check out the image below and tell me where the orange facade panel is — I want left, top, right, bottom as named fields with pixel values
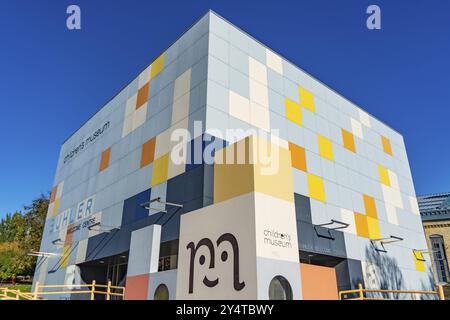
left=289, top=142, right=307, bottom=172
left=50, top=186, right=57, bottom=203
left=124, top=274, right=149, bottom=300
left=300, top=263, right=338, bottom=300
left=381, top=135, right=393, bottom=156
left=136, top=82, right=150, bottom=110
left=342, top=129, right=356, bottom=153
left=99, top=147, right=111, bottom=172
left=140, top=137, right=156, bottom=168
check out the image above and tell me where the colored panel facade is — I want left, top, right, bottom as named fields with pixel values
left=33, top=11, right=433, bottom=300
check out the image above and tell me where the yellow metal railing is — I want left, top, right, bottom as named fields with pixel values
left=339, top=283, right=445, bottom=300
left=0, top=287, right=36, bottom=300
left=33, top=280, right=125, bottom=300
left=1, top=281, right=125, bottom=300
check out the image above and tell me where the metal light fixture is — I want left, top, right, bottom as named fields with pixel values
left=313, top=219, right=350, bottom=240
left=28, top=251, right=59, bottom=258
left=370, top=235, right=404, bottom=253
left=140, top=197, right=183, bottom=214
left=412, top=249, right=428, bottom=262
left=87, top=222, right=119, bottom=232
left=51, top=238, right=65, bottom=246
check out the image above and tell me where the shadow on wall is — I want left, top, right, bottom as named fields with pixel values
left=364, top=245, right=404, bottom=299
left=364, top=245, right=438, bottom=300
left=419, top=267, right=437, bottom=300
left=351, top=274, right=364, bottom=291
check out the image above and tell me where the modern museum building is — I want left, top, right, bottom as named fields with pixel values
left=32, top=11, right=433, bottom=300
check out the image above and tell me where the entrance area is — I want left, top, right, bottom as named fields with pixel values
left=106, top=254, right=128, bottom=288
left=299, top=251, right=345, bottom=300
left=78, top=252, right=128, bottom=300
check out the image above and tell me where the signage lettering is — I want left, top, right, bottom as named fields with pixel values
left=186, top=233, right=245, bottom=294
left=63, top=121, right=110, bottom=164
left=48, top=195, right=95, bottom=234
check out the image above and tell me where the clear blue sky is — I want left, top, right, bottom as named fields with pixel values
left=1, top=0, right=449, bottom=218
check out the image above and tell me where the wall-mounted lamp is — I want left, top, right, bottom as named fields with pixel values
left=413, top=249, right=432, bottom=262
left=313, top=219, right=350, bottom=240
left=51, top=238, right=65, bottom=246
left=140, top=197, right=183, bottom=214
left=370, top=236, right=404, bottom=253
left=28, top=251, right=59, bottom=258
left=87, top=222, right=119, bottom=233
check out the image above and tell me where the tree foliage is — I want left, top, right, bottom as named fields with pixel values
left=0, top=195, right=48, bottom=280
left=0, top=242, right=21, bottom=280
left=0, top=212, right=23, bottom=242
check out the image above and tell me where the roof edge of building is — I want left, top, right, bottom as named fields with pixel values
left=417, top=192, right=450, bottom=199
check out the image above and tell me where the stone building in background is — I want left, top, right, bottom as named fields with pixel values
left=418, top=192, right=450, bottom=297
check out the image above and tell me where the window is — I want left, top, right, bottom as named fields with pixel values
left=430, top=235, right=449, bottom=283
left=158, top=240, right=179, bottom=271
left=268, top=276, right=293, bottom=300
left=154, top=284, right=169, bottom=300
left=158, top=255, right=178, bottom=272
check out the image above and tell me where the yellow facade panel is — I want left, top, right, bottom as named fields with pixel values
left=378, top=164, right=391, bottom=186
left=318, top=135, right=334, bottom=161
left=61, top=245, right=71, bottom=269
left=354, top=213, right=369, bottom=238
left=367, top=216, right=381, bottom=239
left=253, top=140, right=294, bottom=203
left=214, top=136, right=295, bottom=204
left=299, top=87, right=315, bottom=112
left=307, top=173, right=326, bottom=202
left=413, top=251, right=426, bottom=272
left=363, top=194, right=378, bottom=219
left=150, top=53, right=165, bottom=79
left=151, top=153, right=169, bottom=187
left=52, top=198, right=60, bottom=217
left=285, top=98, right=302, bottom=126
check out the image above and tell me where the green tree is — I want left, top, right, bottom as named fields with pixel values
left=0, top=242, right=21, bottom=280
left=15, top=196, right=49, bottom=275
left=0, top=212, right=23, bottom=243
left=0, top=195, right=48, bottom=280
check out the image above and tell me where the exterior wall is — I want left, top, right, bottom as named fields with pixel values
left=205, top=11, right=433, bottom=294
left=148, top=269, right=178, bottom=300
left=176, top=137, right=301, bottom=299
left=124, top=225, right=161, bottom=300
left=33, top=13, right=211, bottom=297
left=33, top=10, right=433, bottom=299
left=176, top=192, right=259, bottom=299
